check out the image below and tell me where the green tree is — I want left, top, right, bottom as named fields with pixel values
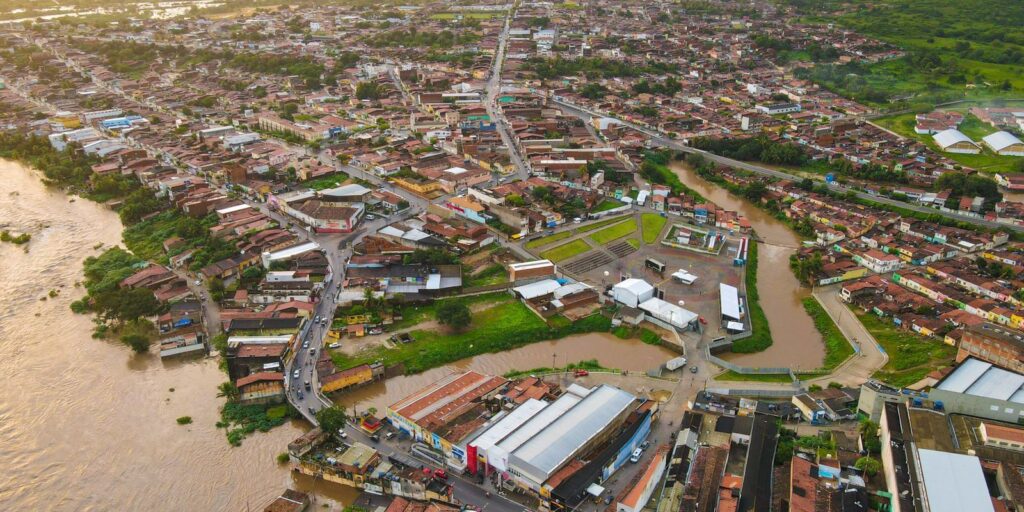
left=316, top=405, right=349, bottom=435
left=437, top=302, right=471, bottom=330
left=217, top=381, right=240, bottom=402
left=855, top=456, right=881, bottom=477
left=120, top=333, right=151, bottom=353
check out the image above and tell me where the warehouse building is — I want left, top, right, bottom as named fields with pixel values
left=466, top=383, right=641, bottom=496
left=933, top=129, right=981, bottom=154
left=929, top=357, right=1024, bottom=423
left=982, top=131, right=1024, bottom=156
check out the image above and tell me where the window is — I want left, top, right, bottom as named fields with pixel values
left=991, top=405, right=1000, bottom=411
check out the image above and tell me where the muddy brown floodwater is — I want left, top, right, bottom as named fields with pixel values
left=0, top=159, right=680, bottom=510
left=333, top=333, right=680, bottom=414
left=0, top=160, right=361, bottom=511
left=669, top=162, right=825, bottom=369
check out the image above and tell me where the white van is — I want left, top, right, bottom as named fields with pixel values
left=630, top=448, right=643, bottom=463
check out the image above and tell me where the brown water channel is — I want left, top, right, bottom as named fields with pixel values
left=669, top=162, right=825, bottom=369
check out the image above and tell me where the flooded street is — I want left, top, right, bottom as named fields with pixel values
left=669, top=162, right=824, bottom=369
left=334, top=333, right=679, bottom=413
left=0, top=158, right=677, bottom=510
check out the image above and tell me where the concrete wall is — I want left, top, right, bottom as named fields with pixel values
left=928, top=389, right=1024, bottom=424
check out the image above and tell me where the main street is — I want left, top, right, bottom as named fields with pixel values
left=485, top=7, right=530, bottom=180
left=551, top=98, right=1024, bottom=233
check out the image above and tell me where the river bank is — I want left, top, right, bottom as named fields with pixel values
left=0, top=159, right=360, bottom=510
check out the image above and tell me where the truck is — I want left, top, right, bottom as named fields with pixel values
left=666, top=356, right=688, bottom=371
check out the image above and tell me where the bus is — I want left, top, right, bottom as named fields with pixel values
left=645, top=258, right=666, bottom=274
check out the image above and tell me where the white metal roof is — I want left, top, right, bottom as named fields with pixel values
left=510, top=260, right=554, bottom=271
left=937, top=357, right=1024, bottom=404
left=469, top=399, right=548, bottom=451
left=513, top=279, right=562, bottom=300
left=933, top=129, right=976, bottom=149
left=982, top=130, right=1023, bottom=151
left=553, top=282, right=591, bottom=299
left=720, top=283, right=741, bottom=320
left=964, top=366, right=1024, bottom=401
left=509, top=385, right=635, bottom=482
left=917, top=449, right=994, bottom=512
left=322, top=183, right=371, bottom=197
left=216, top=203, right=252, bottom=215
left=639, top=297, right=699, bottom=327
left=937, top=358, right=994, bottom=393
left=614, top=278, right=654, bottom=295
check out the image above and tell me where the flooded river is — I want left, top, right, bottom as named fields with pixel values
left=0, top=157, right=677, bottom=510
left=669, top=162, right=824, bottom=369
left=333, top=333, right=679, bottom=414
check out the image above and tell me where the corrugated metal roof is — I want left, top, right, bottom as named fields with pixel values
left=964, top=366, right=1024, bottom=401
left=937, top=358, right=992, bottom=393
left=509, top=385, right=635, bottom=482
left=720, top=283, right=741, bottom=320
left=933, top=129, right=975, bottom=149
left=917, top=449, right=994, bottom=512
left=982, top=131, right=1023, bottom=151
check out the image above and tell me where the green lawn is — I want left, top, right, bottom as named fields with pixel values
left=626, top=239, right=640, bottom=250
left=589, top=219, right=637, bottom=244
left=384, top=292, right=511, bottom=331
left=641, top=213, right=667, bottom=244
left=303, top=172, right=349, bottom=191
left=716, top=370, right=793, bottom=383
left=731, top=242, right=774, bottom=353
left=575, top=215, right=631, bottom=234
left=525, top=230, right=573, bottom=249
left=857, top=311, right=957, bottom=388
left=331, top=301, right=612, bottom=374
left=541, top=239, right=591, bottom=262
left=465, top=264, right=508, bottom=287
left=592, top=199, right=624, bottom=213
left=802, top=297, right=855, bottom=371
left=957, top=113, right=999, bottom=140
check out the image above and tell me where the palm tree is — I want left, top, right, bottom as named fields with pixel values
left=217, top=381, right=240, bottom=402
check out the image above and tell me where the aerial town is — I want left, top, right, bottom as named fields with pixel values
left=1, top=0, right=1024, bottom=511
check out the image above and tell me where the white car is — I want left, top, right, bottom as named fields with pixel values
left=292, top=369, right=300, bottom=379
left=328, top=342, right=341, bottom=349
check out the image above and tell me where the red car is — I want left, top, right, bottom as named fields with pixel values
left=434, top=469, right=448, bottom=480
left=574, top=369, right=589, bottom=377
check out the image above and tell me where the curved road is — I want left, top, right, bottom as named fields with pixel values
left=551, top=98, right=1024, bottom=233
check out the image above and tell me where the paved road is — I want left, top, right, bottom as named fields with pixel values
left=806, top=285, right=888, bottom=387
left=552, top=98, right=1024, bottom=233
left=485, top=9, right=530, bottom=180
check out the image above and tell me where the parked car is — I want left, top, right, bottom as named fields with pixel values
left=385, top=431, right=395, bottom=440
left=573, top=369, right=589, bottom=377
left=630, top=448, right=643, bottom=463
left=338, top=429, right=348, bottom=439
left=433, top=469, right=448, bottom=480
left=328, top=342, right=341, bottom=349
left=640, top=441, right=650, bottom=450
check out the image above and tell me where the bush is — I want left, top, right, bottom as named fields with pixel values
left=121, top=333, right=151, bottom=354
left=276, top=452, right=290, bottom=464
left=176, top=416, right=193, bottom=425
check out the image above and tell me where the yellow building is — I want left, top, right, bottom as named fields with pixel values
left=391, top=176, right=442, bottom=196
left=321, top=364, right=374, bottom=394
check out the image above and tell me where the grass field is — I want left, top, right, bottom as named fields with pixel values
left=857, top=311, right=957, bottom=387
left=802, top=297, right=855, bottom=371
left=589, top=219, right=637, bottom=244
left=641, top=213, right=667, bottom=244
left=716, top=370, right=793, bottom=383
left=575, top=215, right=630, bottom=234
left=525, top=231, right=572, bottom=249
left=465, top=264, right=508, bottom=287
left=331, top=301, right=612, bottom=374
left=873, top=110, right=1021, bottom=173
left=541, top=239, right=591, bottom=262
left=383, top=292, right=511, bottom=331
left=593, top=199, right=625, bottom=213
